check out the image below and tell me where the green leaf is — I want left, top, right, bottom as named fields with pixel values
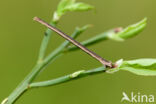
left=57, top=0, right=75, bottom=16
left=120, top=59, right=156, bottom=76
left=63, top=2, right=94, bottom=12
left=108, top=18, right=147, bottom=41
left=53, top=0, right=94, bottom=22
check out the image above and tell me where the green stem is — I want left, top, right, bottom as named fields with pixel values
left=67, top=18, right=147, bottom=51
left=66, top=18, right=147, bottom=52
left=5, top=64, right=42, bottom=104
left=37, top=21, right=57, bottom=62
left=66, top=29, right=114, bottom=51
left=29, top=66, right=106, bottom=88
left=4, top=28, right=85, bottom=104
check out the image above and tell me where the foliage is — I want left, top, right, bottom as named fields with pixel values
left=120, top=59, right=156, bottom=76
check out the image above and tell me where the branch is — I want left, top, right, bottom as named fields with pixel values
left=66, top=29, right=115, bottom=51
left=66, top=18, right=147, bottom=51
left=29, top=66, right=106, bottom=88
left=3, top=25, right=89, bottom=104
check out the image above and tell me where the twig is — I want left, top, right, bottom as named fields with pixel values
left=29, top=66, right=106, bottom=88
left=3, top=26, right=89, bottom=104
left=33, top=17, right=113, bottom=68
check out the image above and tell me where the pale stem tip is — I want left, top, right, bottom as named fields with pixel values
left=33, top=17, right=40, bottom=21
left=1, top=98, right=8, bottom=104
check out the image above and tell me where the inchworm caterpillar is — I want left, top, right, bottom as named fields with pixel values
left=34, top=17, right=112, bottom=68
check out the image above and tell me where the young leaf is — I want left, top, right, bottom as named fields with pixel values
left=120, top=59, right=156, bottom=76
left=57, top=0, right=75, bottom=16
left=108, top=18, right=147, bottom=41
left=53, top=0, right=94, bottom=22
left=106, top=59, right=123, bottom=73
left=63, top=2, right=94, bottom=12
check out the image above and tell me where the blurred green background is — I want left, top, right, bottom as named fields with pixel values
left=0, top=0, right=156, bottom=104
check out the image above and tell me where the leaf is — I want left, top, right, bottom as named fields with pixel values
left=53, top=0, right=94, bottom=22
left=120, top=59, right=156, bottom=76
left=63, top=2, right=94, bottom=12
left=107, top=18, right=147, bottom=41
left=57, top=0, right=75, bottom=16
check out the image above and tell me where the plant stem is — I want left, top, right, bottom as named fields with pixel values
left=3, top=26, right=86, bottom=104
left=5, top=63, right=43, bottom=104
left=66, top=30, right=114, bottom=51
left=34, top=17, right=112, bottom=67
left=29, top=66, right=106, bottom=88
left=37, top=20, right=56, bottom=63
